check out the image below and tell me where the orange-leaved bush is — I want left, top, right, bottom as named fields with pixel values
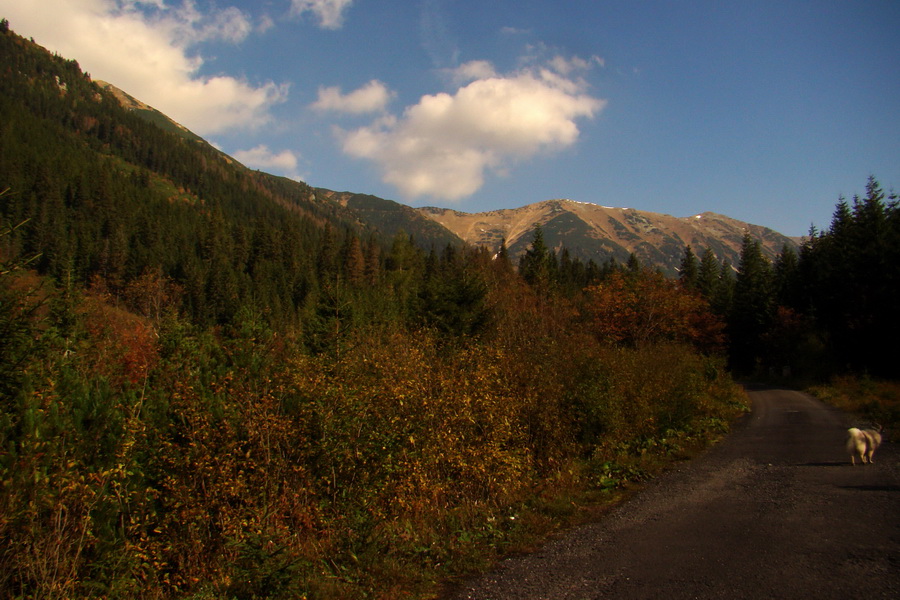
left=580, top=269, right=725, bottom=353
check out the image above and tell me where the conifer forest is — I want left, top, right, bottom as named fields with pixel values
left=1, top=25, right=898, bottom=599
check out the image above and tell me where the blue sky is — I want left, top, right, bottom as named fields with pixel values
left=3, top=1, right=898, bottom=236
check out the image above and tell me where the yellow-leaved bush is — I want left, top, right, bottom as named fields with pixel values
left=0, top=269, right=747, bottom=599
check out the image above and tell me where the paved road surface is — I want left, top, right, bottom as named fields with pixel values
left=447, top=387, right=899, bottom=599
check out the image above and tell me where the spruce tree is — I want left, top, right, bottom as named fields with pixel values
left=728, top=234, right=774, bottom=373
left=679, top=245, right=699, bottom=291
left=773, top=244, right=799, bottom=309
left=626, top=252, right=641, bottom=275
left=697, top=247, right=720, bottom=304
left=496, top=238, right=509, bottom=263
left=794, top=178, right=899, bottom=375
left=519, top=225, right=555, bottom=290
left=343, top=236, right=365, bottom=287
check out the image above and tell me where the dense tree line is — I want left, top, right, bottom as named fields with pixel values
left=673, top=177, right=898, bottom=379
left=793, top=178, right=898, bottom=376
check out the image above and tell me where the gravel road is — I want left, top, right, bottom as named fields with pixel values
left=445, top=386, right=899, bottom=599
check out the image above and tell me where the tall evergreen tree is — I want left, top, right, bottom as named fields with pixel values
left=773, top=244, right=800, bottom=309
left=417, top=248, right=491, bottom=338
left=490, top=237, right=514, bottom=279
left=343, top=236, right=365, bottom=287
left=626, top=252, right=641, bottom=275
left=728, top=234, right=774, bottom=373
left=697, top=247, right=720, bottom=304
left=496, top=238, right=509, bottom=264
left=519, top=225, right=556, bottom=290
left=712, top=260, right=735, bottom=319
left=678, top=245, right=699, bottom=291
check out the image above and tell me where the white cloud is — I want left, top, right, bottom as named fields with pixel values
left=290, top=0, right=354, bottom=30
left=257, top=13, right=276, bottom=34
left=548, top=54, right=606, bottom=75
left=447, top=60, right=497, bottom=85
left=162, top=1, right=253, bottom=45
left=0, top=0, right=287, bottom=135
left=233, top=145, right=302, bottom=178
left=311, top=80, right=394, bottom=114
left=340, top=60, right=606, bottom=201
left=500, top=26, right=531, bottom=36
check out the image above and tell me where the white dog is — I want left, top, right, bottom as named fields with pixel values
left=846, top=427, right=882, bottom=465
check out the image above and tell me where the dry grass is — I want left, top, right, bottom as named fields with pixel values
left=808, top=375, right=900, bottom=438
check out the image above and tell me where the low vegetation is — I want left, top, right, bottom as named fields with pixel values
left=0, top=245, right=748, bottom=598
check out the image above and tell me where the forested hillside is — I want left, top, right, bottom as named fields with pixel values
left=0, top=25, right=396, bottom=332
left=1, top=23, right=897, bottom=599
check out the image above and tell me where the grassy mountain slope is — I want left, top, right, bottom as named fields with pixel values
left=95, top=79, right=207, bottom=144
left=419, top=199, right=800, bottom=273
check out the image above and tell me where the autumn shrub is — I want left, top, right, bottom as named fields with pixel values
left=562, top=343, right=744, bottom=455
left=284, top=329, right=539, bottom=576
left=580, top=269, right=726, bottom=353
left=274, top=319, right=747, bottom=595
left=0, top=266, right=747, bottom=600
left=0, top=288, right=319, bottom=598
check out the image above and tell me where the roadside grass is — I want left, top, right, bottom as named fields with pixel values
left=432, top=406, right=748, bottom=599
left=807, top=375, right=900, bottom=438
left=305, top=407, right=749, bottom=600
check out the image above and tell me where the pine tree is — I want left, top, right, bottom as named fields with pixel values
left=496, top=238, right=509, bottom=263
left=343, top=236, right=365, bottom=287
left=697, top=247, right=720, bottom=303
left=678, top=245, right=699, bottom=291
left=489, top=237, right=514, bottom=280
left=626, top=253, right=641, bottom=275
left=728, top=234, right=774, bottom=373
left=713, top=259, right=735, bottom=317
left=364, top=237, right=382, bottom=286
left=519, top=225, right=556, bottom=290
left=773, top=244, right=799, bottom=309
left=417, top=249, right=490, bottom=338
left=385, top=231, right=424, bottom=321
left=794, top=178, right=899, bottom=375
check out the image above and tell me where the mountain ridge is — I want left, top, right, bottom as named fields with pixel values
left=416, top=199, right=800, bottom=274
left=94, top=79, right=207, bottom=144
left=87, top=61, right=799, bottom=274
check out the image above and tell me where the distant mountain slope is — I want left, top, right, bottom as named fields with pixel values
left=0, top=27, right=380, bottom=326
left=95, top=80, right=206, bottom=144
left=92, top=82, right=462, bottom=251
left=317, top=189, right=464, bottom=249
left=418, top=200, right=800, bottom=274
left=85, top=48, right=799, bottom=275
